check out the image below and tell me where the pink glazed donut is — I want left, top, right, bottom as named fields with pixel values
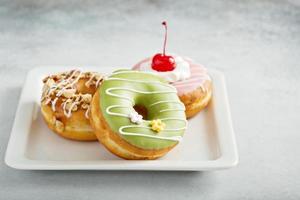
left=133, top=56, right=212, bottom=118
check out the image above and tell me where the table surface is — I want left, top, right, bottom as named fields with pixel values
left=0, top=0, right=299, bottom=199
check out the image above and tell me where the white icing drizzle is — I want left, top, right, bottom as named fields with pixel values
left=160, top=108, right=185, bottom=113
left=105, top=77, right=176, bottom=89
left=62, top=101, right=68, bottom=116
left=66, top=69, right=80, bottom=82
left=149, top=100, right=186, bottom=112
left=85, top=106, right=90, bottom=119
left=149, top=100, right=184, bottom=107
left=47, top=79, right=67, bottom=96
left=85, top=74, right=95, bottom=87
left=119, top=125, right=183, bottom=141
left=70, top=71, right=83, bottom=87
left=106, top=105, right=132, bottom=117
left=119, top=117, right=188, bottom=141
left=160, top=117, right=188, bottom=125
left=104, top=75, right=187, bottom=142
left=106, top=88, right=135, bottom=103
left=95, top=77, right=102, bottom=88
left=55, top=70, right=81, bottom=97
left=44, top=98, right=51, bottom=105
left=107, top=87, right=176, bottom=95
left=55, top=88, right=65, bottom=97
left=48, top=69, right=80, bottom=97
left=106, top=87, right=177, bottom=104
left=62, top=101, right=80, bottom=118
left=42, top=69, right=103, bottom=119
left=51, top=97, right=58, bottom=111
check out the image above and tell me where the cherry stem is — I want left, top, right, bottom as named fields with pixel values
left=162, top=21, right=167, bottom=56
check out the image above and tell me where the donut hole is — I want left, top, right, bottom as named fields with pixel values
left=133, top=104, right=148, bottom=120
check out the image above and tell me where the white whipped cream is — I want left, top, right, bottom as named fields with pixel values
left=138, top=56, right=191, bottom=83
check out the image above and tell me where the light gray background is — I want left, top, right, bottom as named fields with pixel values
left=0, top=0, right=299, bottom=199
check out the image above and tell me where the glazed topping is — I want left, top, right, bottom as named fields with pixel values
left=41, top=69, right=103, bottom=118
left=100, top=70, right=187, bottom=149
left=151, top=21, right=176, bottom=72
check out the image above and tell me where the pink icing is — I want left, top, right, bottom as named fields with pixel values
left=132, top=57, right=211, bottom=95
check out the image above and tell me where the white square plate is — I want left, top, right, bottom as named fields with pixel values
left=5, top=66, right=238, bottom=171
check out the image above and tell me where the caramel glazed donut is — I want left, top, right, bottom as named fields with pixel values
left=133, top=56, right=212, bottom=118
left=90, top=70, right=187, bottom=160
left=41, top=69, right=103, bottom=141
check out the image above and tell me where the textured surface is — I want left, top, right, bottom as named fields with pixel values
left=0, top=0, right=300, bottom=199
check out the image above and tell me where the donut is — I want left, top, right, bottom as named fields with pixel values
left=133, top=56, right=212, bottom=118
left=41, top=69, right=103, bottom=141
left=90, top=70, right=187, bottom=159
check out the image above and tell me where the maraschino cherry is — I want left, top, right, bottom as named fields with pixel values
left=152, top=21, right=176, bottom=72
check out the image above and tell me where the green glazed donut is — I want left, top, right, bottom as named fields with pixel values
left=96, top=69, right=187, bottom=152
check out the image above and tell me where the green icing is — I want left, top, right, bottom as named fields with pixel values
left=99, top=70, right=186, bottom=150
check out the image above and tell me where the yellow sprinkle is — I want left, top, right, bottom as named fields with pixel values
left=150, top=119, right=165, bottom=133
